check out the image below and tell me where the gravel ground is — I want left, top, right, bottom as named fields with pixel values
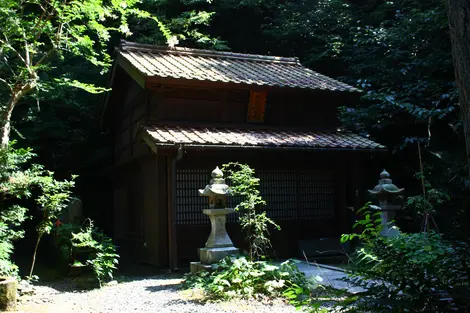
left=17, top=274, right=299, bottom=313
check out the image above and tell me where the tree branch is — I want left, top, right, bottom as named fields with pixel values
left=34, top=22, right=63, bottom=67
left=34, top=49, right=55, bottom=68
left=0, top=36, right=28, bottom=68
left=0, top=79, right=13, bottom=93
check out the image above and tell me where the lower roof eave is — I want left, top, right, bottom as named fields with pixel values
left=149, top=142, right=388, bottom=153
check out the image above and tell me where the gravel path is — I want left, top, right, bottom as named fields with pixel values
left=18, top=274, right=298, bottom=313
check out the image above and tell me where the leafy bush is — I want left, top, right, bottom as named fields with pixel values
left=338, top=233, right=470, bottom=312
left=334, top=204, right=470, bottom=312
left=55, top=220, right=119, bottom=287
left=183, top=257, right=318, bottom=300
left=0, top=145, right=36, bottom=276
left=221, top=163, right=280, bottom=261
left=0, top=143, right=74, bottom=278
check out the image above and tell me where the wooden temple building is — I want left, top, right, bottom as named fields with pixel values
left=103, top=41, right=386, bottom=270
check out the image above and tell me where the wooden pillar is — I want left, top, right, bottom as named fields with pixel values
left=166, top=145, right=184, bottom=271
left=335, top=155, right=348, bottom=235
left=166, top=155, right=178, bottom=271
left=349, top=156, right=363, bottom=233
left=157, top=155, right=169, bottom=267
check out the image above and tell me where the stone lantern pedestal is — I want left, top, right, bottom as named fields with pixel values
left=199, top=208, right=239, bottom=265
left=376, top=202, right=401, bottom=237
left=190, top=167, right=238, bottom=274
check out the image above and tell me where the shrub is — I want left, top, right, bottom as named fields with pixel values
left=0, top=143, right=74, bottom=278
left=183, top=257, right=319, bottom=300
left=55, top=220, right=119, bottom=287
left=221, top=163, right=280, bottom=261
left=335, top=204, right=470, bottom=312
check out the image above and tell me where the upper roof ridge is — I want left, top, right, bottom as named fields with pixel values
left=120, top=40, right=300, bottom=65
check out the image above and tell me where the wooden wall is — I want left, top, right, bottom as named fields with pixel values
left=172, top=149, right=359, bottom=264
left=111, top=69, right=171, bottom=266
left=146, top=84, right=345, bottom=129
left=113, top=71, right=153, bottom=166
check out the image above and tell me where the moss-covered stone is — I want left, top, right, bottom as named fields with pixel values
left=0, top=277, right=17, bottom=311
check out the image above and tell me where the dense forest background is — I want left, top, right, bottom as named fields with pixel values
left=9, top=0, right=467, bottom=238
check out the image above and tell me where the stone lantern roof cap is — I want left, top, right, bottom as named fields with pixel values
left=368, top=169, right=404, bottom=196
left=199, top=167, right=231, bottom=196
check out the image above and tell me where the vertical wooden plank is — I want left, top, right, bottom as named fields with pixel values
left=142, top=156, right=160, bottom=266
left=157, top=155, right=169, bottom=267
left=167, top=156, right=178, bottom=270
left=335, top=157, right=348, bottom=235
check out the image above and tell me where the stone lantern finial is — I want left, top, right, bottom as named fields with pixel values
left=368, top=169, right=404, bottom=199
left=199, top=166, right=230, bottom=198
left=212, top=166, right=223, bottom=178
left=380, top=169, right=390, bottom=179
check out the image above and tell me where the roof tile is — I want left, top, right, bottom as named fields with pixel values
left=143, top=125, right=385, bottom=150
left=118, top=41, right=360, bottom=92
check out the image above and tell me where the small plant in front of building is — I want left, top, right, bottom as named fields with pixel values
left=0, top=143, right=75, bottom=278
left=70, top=220, right=119, bottom=287
left=29, top=172, right=76, bottom=278
left=183, top=256, right=318, bottom=300
left=56, top=220, right=119, bottom=287
left=333, top=203, right=470, bottom=312
left=221, top=162, right=280, bottom=261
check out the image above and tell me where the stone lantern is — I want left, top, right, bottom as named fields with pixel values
left=190, top=167, right=239, bottom=273
left=368, top=169, right=404, bottom=237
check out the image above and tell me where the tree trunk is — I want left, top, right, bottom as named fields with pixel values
left=446, top=0, right=470, bottom=177
left=0, top=96, right=16, bottom=149
left=29, top=234, right=42, bottom=279
left=0, top=81, right=37, bottom=148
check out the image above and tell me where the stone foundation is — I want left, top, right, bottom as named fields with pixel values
left=190, top=262, right=213, bottom=274
left=199, top=246, right=239, bottom=265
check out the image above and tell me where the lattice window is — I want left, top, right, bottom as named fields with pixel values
left=298, top=169, right=335, bottom=221
left=176, top=169, right=241, bottom=225
left=258, top=170, right=297, bottom=221
left=176, top=168, right=336, bottom=225
left=176, top=169, right=207, bottom=225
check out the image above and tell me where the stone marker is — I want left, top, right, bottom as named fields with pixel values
left=190, top=167, right=239, bottom=273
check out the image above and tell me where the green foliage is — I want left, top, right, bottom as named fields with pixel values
left=0, top=227, right=18, bottom=277
left=56, top=220, right=119, bottom=287
left=127, top=0, right=226, bottom=48
left=0, top=145, right=35, bottom=276
left=0, top=142, right=75, bottom=277
left=221, top=162, right=280, bottom=261
left=0, top=0, right=175, bottom=147
left=404, top=170, right=450, bottom=218
left=28, top=159, right=75, bottom=278
left=0, top=0, right=172, bottom=80
left=335, top=209, right=470, bottom=312
left=340, top=202, right=383, bottom=244
left=183, top=257, right=317, bottom=300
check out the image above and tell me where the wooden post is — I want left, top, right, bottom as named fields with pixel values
left=167, top=146, right=184, bottom=271
left=166, top=156, right=178, bottom=271
left=335, top=156, right=348, bottom=235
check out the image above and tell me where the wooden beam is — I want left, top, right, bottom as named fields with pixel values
left=117, top=54, right=146, bottom=88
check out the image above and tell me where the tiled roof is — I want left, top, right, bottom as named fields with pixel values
left=118, top=41, right=359, bottom=92
left=143, top=125, right=385, bottom=150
